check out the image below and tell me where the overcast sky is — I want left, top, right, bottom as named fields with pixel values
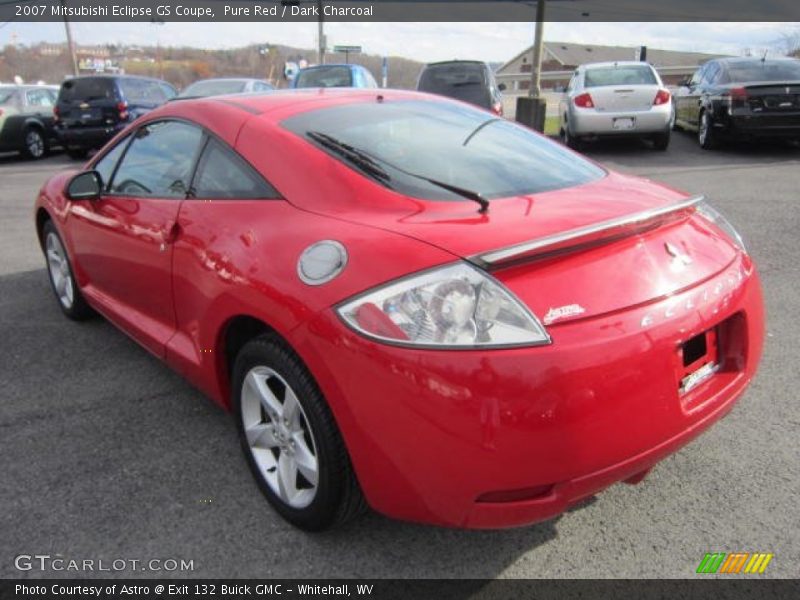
left=1, top=22, right=798, bottom=63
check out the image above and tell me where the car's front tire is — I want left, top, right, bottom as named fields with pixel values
left=232, top=334, right=366, bottom=531
left=42, top=221, right=93, bottom=320
left=22, top=127, right=47, bottom=160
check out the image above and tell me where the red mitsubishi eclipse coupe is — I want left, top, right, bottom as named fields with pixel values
left=35, top=89, right=763, bottom=530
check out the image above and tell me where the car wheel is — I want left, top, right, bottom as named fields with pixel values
left=652, top=130, right=670, bottom=151
left=232, top=334, right=366, bottom=531
left=561, top=123, right=583, bottom=151
left=670, top=105, right=679, bottom=131
left=43, top=221, right=94, bottom=320
left=67, top=148, right=88, bottom=160
left=698, top=110, right=718, bottom=150
left=22, top=127, right=47, bottom=160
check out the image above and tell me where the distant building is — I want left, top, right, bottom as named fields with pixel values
left=497, top=41, right=727, bottom=91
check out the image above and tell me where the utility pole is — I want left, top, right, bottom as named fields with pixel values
left=317, top=0, right=325, bottom=64
left=61, top=0, right=79, bottom=76
left=529, top=0, right=546, bottom=99
left=515, top=0, right=547, bottom=132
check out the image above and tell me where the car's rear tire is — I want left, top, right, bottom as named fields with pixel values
left=42, top=221, right=94, bottom=320
left=698, top=110, right=718, bottom=150
left=67, top=148, right=88, bottom=160
left=232, top=334, right=366, bottom=531
left=652, top=130, right=670, bottom=151
left=561, top=123, right=583, bottom=151
left=22, top=127, right=47, bottom=160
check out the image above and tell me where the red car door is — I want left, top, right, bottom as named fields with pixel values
left=68, top=120, right=205, bottom=357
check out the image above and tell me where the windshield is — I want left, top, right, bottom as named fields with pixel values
left=181, top=80, right=248, bottom=97
left=418, top=63, right=490, bottom=107
left=584, top=66, right=657, bottom=87
left=58, top=77, right=117, bottom=102
left=282, top=99, right=605, bottom=201
left=295, top=67, right=353, bottom=88
left=724, top=60, right=800, bottom=83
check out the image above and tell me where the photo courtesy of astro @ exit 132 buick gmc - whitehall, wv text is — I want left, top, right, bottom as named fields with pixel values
left=34, top=88, right=764, bottom=531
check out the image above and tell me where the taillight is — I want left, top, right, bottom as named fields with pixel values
left=573, top=92, right=594, bottom=108
left=728, top=87, right=748, bottom=109
left=52, top=106, right=59, bottom=122
left=653, top=89, right=671, bottom=105
left=117, top=101, right=129, bottom=120
left=0, top=109, right=4, bottom=118
left=491, top=101, right=503, bottom=116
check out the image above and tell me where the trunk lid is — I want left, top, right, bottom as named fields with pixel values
left=734, top=81, right=800, bottom=113
left=586, top=85, right=659, bottom=113
left=331, top=172, right=739, bottom=324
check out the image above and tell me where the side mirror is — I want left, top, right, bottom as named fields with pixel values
left=497, top=83, right=507, bottom=92
left=66, top=170, right=103, bottom=201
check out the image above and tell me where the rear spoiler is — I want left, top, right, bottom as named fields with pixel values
left=469, top=195, right=704, bottom=269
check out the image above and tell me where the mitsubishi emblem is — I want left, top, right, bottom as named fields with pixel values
left=665, top=242, right=692, bottom=266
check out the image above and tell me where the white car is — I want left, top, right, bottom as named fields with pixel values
left=558, top=61, right=673, bottom=151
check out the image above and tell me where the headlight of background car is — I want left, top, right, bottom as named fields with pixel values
left=337, top=263, right=550, bottom=348
left=696, top=200, right=746, bottom=252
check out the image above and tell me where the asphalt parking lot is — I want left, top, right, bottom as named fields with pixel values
left=1, top=131, right=798, bottom=579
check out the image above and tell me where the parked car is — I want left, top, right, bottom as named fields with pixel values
left=54, top=75, right=177, bottom=159
left=292, top=64, right=378, bottom=89
left=178, top=78, right=274, bottom=98
left=674, top=57, right=800, bottom=149
left=0, top=84, right=59, bottom=159
left=35, top=89, right=763, bottom=531
left=558, top=61, right=673, bottom=150
left=417, top=60, right=504, bottom=115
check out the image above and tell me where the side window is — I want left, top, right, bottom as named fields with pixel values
left=93, top=136, right=130, bottom=190
left=26, top=89, right=54, bottom=107
left=192, top=139, right=278, bottom=200
left=110, top=121, right=203, bottom=198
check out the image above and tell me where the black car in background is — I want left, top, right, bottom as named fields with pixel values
left=417, top=60, right=504, bottom=115
left=0, top=84, right=59, bottom=159
left=675, top=57, right=800, bottom=149
left=55, top=75, right=176, bottom=158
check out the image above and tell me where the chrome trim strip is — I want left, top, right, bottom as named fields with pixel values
left=472, top=195, right=704, bottom=268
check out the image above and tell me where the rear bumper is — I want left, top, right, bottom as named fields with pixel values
left=570, top=105, right=671, bottom=136
left=289, top=254, right=764, bottom=529
left=56, top=124, right=123, bottom=150
left=722, top=112, right=800, bottom=139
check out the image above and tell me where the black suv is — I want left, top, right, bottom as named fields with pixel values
left=55, top=75, right=176, bottom=159
left=417, top=60, right=504, bottom=115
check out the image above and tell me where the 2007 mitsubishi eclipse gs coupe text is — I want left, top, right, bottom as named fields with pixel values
left=34, top=89, right=764, bottom=531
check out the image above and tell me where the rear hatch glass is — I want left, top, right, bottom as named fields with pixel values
left=418, top=63, right=490, bottom=108
left=58, top=78, right=118, bottom=126
left=295, top=67, right=353, bottom=88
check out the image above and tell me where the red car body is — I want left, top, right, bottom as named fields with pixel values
left=34, top=89, right=764, bottom=528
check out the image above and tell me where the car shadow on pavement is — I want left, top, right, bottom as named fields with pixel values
left=0, top=269, right=566, bottom=579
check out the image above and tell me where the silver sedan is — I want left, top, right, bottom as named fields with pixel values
left=558, top=61, right=673, bottom=151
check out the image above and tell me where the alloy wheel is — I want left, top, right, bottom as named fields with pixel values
left=26, top=129, right=45, bottom=158
left=240, top=366, right=319, bottom=509
left=46, top=232, right=74, bottom=309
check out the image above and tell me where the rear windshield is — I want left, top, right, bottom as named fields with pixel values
left=0, top=88, right=16, bottom=104
left=584, top=66, right=657, bottom=88
left=118, top=79, right=170, bottom=103
left=724, top=60, right=800, bottom=83
left=58, top=77, right=117, bottom=102
left=181, top=80, right=248, bottom=97
left=418, top=63, right=489, bottom=106
left=295, top=67, right=352, bottom=88
left=282, top=99, right=605, bottom=201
